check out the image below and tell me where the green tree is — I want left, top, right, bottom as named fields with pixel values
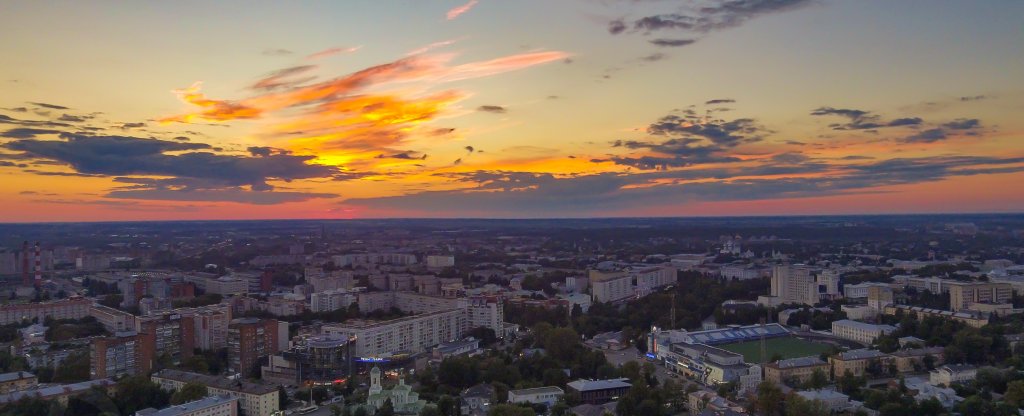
left=487, top=404, right=534, bottom=416
left=170, top=382, right=208, bottom=405
left=755, top=381, right=785, bottom=416
left=804, top=368, right=829, bottom=390
left=785, top=393, right=830, bottom=416
left=1004, top=380, right=1024, bottom=408
left=53, top=350, right=90, bottom=383
left=376, top=399, right=395, bottom=416
left=419, top=405, right=441, bottom=416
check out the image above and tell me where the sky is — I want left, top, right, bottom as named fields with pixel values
left=1, top=0, right=1023, bottom=221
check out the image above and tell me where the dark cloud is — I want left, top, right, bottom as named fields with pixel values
left=4, top=133, right=340, bottom=192
left=610, top=0, right=813, bottom=39
left=943, top=118, right=980, bottom=130
left=28, top=102, right=70, bottom=110
left=649, top=38, right=697, bottom=47
left=375, top=151, right=426, bottom=160
left=608, top=19, right=627, bottom=34
left=4, top=107, right=27, bottom=113
left=344, top=155, right=1024, bottom=216
left=959, top=95, right=986, bottom=102
left=640, top=53, right=668, bottom=62
left=119, top=122, right=146, bottom=129
left=262, top=48, right=294, bottom=56
left=1, top=128, right=62, bottom=138
left=477, top=105, right=507, bottom=114
left=251, top=65, right=317, bottom=91
left=57, top=114, right=86, bottom=123
left=811, top=107, right=923, bottom=130
left=647, top=115, right=767, bottom=147
left=705, top=99, right=735, bottom=105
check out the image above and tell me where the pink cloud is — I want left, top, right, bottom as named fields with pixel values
left=306, top=46, right=361, bottom=60
left=446, top=0, right=478, bottom=21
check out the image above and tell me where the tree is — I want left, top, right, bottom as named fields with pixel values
left=785, top=393, right=830, bottom=416
left=279, top=386, right=291, bottom=410
left=436, top=395, right=457, bottom=416
left=170, top=382, right=208, bottom=404
left=754, top=381, right=785, bottom=416
left=487, top=404, right=534, bottom=416
left=837, top=370, right=865, bottom=397
left=330, top=405, right=342, bottom=416
left=1004, top=380, right=1024, bottom=408
left=376, top=399, right=395, bottom=416
left=419, top=405, right=441, bottom=416
left=805, top=368, right=829, bottom=390
left=113, top=375, right=171, bottom=415
left=53, top=350, right=90, bottom=383
left=354, top=407, right=369, bottom=416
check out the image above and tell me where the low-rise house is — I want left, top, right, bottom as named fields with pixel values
left=829, top=349, right=891, bottom=378
left=135, top=395, right=239, bottom=416
left=567, top=378, right=631, bottom=404
left=507, top=386, right=564, bottom=407
left=929, top=364, right=977, bottom=386
left=0, top=372, right=37, bottom=394
left=795, top=389, right=851, bottom=413
left=891, top=347, right=944, bottom=373
left=460, top=384, right=495, bottom=416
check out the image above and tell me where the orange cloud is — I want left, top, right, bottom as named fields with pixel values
left=159, top=82, right=261, bottom=123
left=446, top=0, right=478, bottom=20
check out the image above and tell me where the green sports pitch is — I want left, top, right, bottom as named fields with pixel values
left=717, top=337, right=831, bottom=363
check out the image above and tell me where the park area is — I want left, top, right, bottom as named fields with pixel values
left=717, top=336, right=832, bottom=363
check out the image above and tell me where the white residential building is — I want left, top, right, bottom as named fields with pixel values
left=426, top=255, right=455, bottom=269
left=311, top=289, right=357, bottom=313
left=590, top=270, right=633, bottom=303
left=322, top=309, right=466, bottom=357
left=930, top=364, right=977, bottom=386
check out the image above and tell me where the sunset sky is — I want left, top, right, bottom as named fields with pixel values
left=1, top=0, right=1023, bottom=221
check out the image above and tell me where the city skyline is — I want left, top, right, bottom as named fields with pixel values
left=2, top=0, right=1023, bottom=222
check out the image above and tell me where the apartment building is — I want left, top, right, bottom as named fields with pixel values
left=90, top=331, right=144, bottom=379
left=426, top=255, right=455, bottom=269
left=831, top=320, right=896, bottom=344
left=0, top=297, right=90, bottom=325
left=137, top=395, right=239, bottom=416
left=883, top=304, right=989, bottom=328
left=322, top=309, right=465, bottom=357
left=589, top=270, right=633, bottom=303
left=764, top=356, right=829, bottom=385
left=89, top=304, right=137, bottom=333
left=138, top=312, right=195, bottom=366
left=311, top=289, right=358, bottom=312
left=179, top=305, right=232, bottom=350
left=227, top=318, right=283, bottom=377
left=152, top=370, right=278, bottom=416
left=633, top=265, right=677, bottom=296
left=459, top=295, right=504, bottom=335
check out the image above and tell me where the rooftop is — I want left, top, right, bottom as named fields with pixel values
left=509, top=386, right=564, bottom=396
left=0, top=372, right=35, bottom=383
left=0, top=379, right=113, bottom=404
left=835, top=349, right=888, bottom=361
left=832, top=319, right=896, bottom=332
left=153, top=370, right=277, bottom=395
left=567, top=378, right=632, bottom=392
left=771, top=356, right=826, bottom=369
left=136, top=395, right=237, bottom=416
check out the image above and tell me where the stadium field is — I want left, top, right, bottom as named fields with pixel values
left=717, top=336, right=831, bottom=363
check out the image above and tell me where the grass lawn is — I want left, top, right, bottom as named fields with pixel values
left=717, top=337, right=831, bottom=363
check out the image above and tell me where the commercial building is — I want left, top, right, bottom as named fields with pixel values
left=322, top=309, right=465, bottom=357
left=507, top=386, right=564, bottom=407
left=662, top=342, right=753, bottom=386
left=90, top=331, right=144, bottom=379
left=228, top=318, right=283, bottom=377
left=589, top=270, right=633, bottom=303
left=0, top=297, right=90, bottom=325
left=0, top=372, right=37, bottom=394
left=262, top=335, right=352, bottom=385
left=566, top=378, right=632, bottom=404
left=843, top=282, right=892, bottom=299
left=947, top=281, right=1013, bottom=312
left=204, top=276, right=250, bottom=296
left=152, top=370, right=279, bottom=416
left=831, top=320, right=895, bottom=344
left=764, top=356, right=829, bottom=386
left=137, top=395, right=239, bottom=416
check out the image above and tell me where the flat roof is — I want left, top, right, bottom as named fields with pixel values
left=510, top=386, right=564, bottom=396
left=772, top=356, right=826, bottom=369
left=567, top=378, right=632, bottom=392
left=832, top=319, right=896, bottom=332
left=0, top=372, right=35, bottom=383
left=137, top=395, right=237, bottom=416
left=153, top=370, right=276, bottom=395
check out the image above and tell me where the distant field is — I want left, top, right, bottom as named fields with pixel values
left=717, top=337, right=831, bottom=363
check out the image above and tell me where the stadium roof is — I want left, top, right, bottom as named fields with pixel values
left=680, top=323, right=789, bottom=345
